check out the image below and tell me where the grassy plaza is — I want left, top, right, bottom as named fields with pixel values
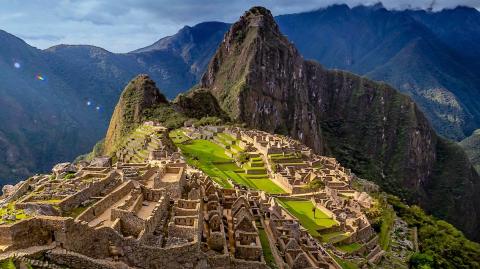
left=169, top=129, right=286, bottom=193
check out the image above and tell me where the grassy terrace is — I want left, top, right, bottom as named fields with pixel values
left=329, top=251, right=359, bottom=269
left=336, top=243, right=362, bottom=253
left=379, top=205, right=396, bottom=250
left=258, top=227, right=278, bottom=268
left=0, top=203, right=29, bottom=224
left=269, top=153, right=301, bottom=160
left=216, top=133, right=244, bottom=154
left=276, top=198, right=339, bottom=238
left=169, top=130, right=285, bottom=193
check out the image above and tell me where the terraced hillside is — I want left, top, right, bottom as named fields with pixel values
left=169, top=128, right=286, bottom=194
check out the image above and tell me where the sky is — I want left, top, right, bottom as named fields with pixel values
left=1, top=0, right=479, bottom=53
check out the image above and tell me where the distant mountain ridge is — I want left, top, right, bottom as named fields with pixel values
left=1, top=4, right=480, bottom=185
left=0, top=22, right=228, bottom=183
left=275, top=4, right=480, bottom=140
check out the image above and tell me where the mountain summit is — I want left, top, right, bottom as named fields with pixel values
left=201, top=6, right=480, bottom=240
left=202, top=6, right=324, bottom=152
left=104, top=75, right=168, bottom=155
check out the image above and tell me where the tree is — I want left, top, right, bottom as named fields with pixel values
left=308, top=178, right=325, bottom=194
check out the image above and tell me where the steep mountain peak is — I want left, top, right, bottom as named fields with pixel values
left=201, top=6, right=480, bottom=240
left=201, top=5, right=304, bottom=124
left=103, top=74, right=168, bottom=154
left=201, top=5, right=326, bottom=150
left=228, top=6, right=282, bottom=42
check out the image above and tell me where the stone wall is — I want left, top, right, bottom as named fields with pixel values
left=141, top=186, right=163, bottom=201
left=58, top=171, right=120, bottom=212
left=0, top=216, right=70, bottom=251
left=46, top=249, right=126, bottom=269
left=138, top=196, right=168, bottom=241
left=342, top=224, right=374, bottom=244
left=168, top=217, right=198, bottom=242
left=273, top=173, right=293, bottom=192
left=77, top=181, right=134, bottom=222
left=141, top=168, right=158, bottom=182
left=112, top=209, right=145, bottom=237
left=1, top=177, right=35, bottom=205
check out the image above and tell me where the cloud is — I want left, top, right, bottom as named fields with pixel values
left=0, top=0, right=478, bottom=52
left=20, top=34, right=64, bottom=42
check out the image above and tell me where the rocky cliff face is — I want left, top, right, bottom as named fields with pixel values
left=172, top=88, right=228, bottom=120
left=201, top=6, right=480, bottom=240
left=460, top=130, right=480, bottom=173
left=104, top=75, right=168, bottom=154
left=276, top=5, right=480, bottom=141
left=201, top=7, right=325, bottom=152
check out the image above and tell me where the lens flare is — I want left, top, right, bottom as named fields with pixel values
left=36, top=74, right=45, bottom=81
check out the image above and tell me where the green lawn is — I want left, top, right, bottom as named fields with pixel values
left=321, top=231, right=351, bottom=243
left=336, top=243, right=362, bottom=253
left=329, top=251, right=359, bottom=269
left=169, top=129, right=191, bottom=144
left=258, top=228, right=278, bottom=268
left=276, top=199, right=338, bottom=237
left=170, top=131, right=285, bottom=193
left=0, top=258, right=16, bottom=269
left=379, top=205, right=396, bottom=250
left=0, top=203, right=29, bottom=224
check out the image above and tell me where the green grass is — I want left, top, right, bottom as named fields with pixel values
left=336, top=243, right=362, bottom=253
left=169, top=129, right=191, bottom=144
left=0, top=203, right=29, bottom=224
left=269, top=153, right=300, bottom=160
left=379, top=206, right=395, bottom=250
left=170, top=131, right=285, bottom=193
left=321, top=231, right=350, bottom=243
left=67, top=206, right=89, bottom=218
left=276, top=199, right=338, bottom=237
left=330, top=252, right=359, bottom=269
left=0, top=258, right=16, bottom=269
left=258, top=228, right=278, bottom=268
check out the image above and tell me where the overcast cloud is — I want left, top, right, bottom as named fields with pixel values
left=1, top=0, right=479, bottom=53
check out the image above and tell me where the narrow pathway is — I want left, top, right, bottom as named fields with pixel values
left=88, top=193, right=132, bottom=228
left=262, top=218, right=287, bottom=269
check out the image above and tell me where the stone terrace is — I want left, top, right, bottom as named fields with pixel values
left=0, top=123, right=382, bottom=268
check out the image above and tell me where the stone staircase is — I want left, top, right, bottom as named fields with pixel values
left=116, top=127, right=165, bottom=163
left=15, top=256, right=63, bottom=269
left=366, top=245, right=385, bottom=264
left=0, top=244, right=59, bottom=269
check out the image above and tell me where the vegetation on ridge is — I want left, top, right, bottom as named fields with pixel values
left=387, top=195, right=480, bottom=268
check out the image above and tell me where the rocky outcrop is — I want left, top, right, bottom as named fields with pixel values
left=172, top=88, right=229, bottom=120
left=52, top=163, right=77, bottom=179
left=103, top=75, right=168, bottom=155
left=201, top=6, right=480, bottom=240
left=460, top=129, right=480, bottom=173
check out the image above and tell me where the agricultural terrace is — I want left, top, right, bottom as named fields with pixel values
left=115, top=124, right=163, bottom=162
left=0, top=203, right=29, bottom=225
left=169, top=129, right=286, bottom=194
left=276, top=198, right=350, bottom=243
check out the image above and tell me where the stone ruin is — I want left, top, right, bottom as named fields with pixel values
left=0, top=123, right=383, bottom=268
